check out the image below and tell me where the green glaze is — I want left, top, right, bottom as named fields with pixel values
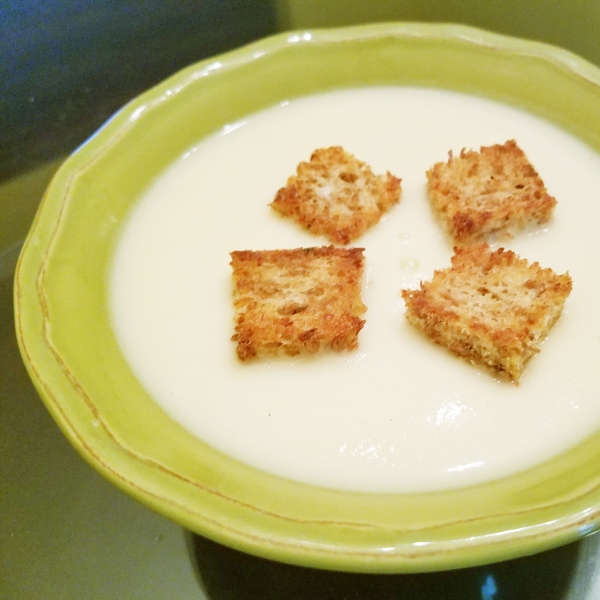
left=14, top=23, right=600, bottom=573
left=275, top=0, right=600, bottom=69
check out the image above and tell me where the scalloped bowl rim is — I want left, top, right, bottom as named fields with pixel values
left=14, top=22, right=600, bottom=573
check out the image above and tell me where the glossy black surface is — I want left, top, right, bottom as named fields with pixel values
left=1, top=0, right=277, bottom=182
left=4, top=1, right=600, bottom=597
left=191, top=533, right=600, bottom=599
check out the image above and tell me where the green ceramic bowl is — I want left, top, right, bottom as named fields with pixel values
left=14, top=23, right=600, bottom=573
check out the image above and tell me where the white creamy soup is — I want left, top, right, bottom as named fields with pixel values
left=110, top=87, right=600, bottom=493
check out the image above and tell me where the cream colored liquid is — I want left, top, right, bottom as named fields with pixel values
left=110, top=87, right=600, bottom=493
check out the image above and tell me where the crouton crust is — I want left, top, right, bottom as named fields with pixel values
left=230, top=246, right=366, bottom=361
left=427, top=140, right=556, bottom=244
left=401, top=244, right=572, bottom=382
left=271, top=146, right=401, bottom=245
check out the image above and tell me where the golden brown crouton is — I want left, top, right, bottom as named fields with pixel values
left=270, top=146, right=401, bottom=245
left=230, top=246, right=366, bottom=361
left=401, top=244, right=572, bottom=382
left=427, top=140, right=556, bottom=244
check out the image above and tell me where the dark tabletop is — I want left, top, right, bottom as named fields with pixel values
left=3, top=2, right=600, bottom=598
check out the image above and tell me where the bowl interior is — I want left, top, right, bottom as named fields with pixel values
left=15, top=23, right=600, bottom=572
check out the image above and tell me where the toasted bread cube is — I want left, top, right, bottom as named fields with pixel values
left=401, top=244, right=572, bottom=382
left=230, top=246, right=366, bottom=361
left=271, top=146, right=401, bottom=245
left=427, top=140, right=557, bottom=244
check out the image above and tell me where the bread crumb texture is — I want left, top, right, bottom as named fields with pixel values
left=427, top=140, right=556, bottom=244
left=401, top=244, right=572, bottom=382
left=270, top=146, right=401, bottom=244
left=230, top=246, right=367, bottom=361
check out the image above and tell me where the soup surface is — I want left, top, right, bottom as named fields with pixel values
left=110, top=87, right=600, bottom=493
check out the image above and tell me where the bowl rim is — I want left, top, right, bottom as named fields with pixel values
left=14, top=21, right=600, bottom=573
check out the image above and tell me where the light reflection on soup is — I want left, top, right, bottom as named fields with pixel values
left=109, top=87, right=600, bottom=493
